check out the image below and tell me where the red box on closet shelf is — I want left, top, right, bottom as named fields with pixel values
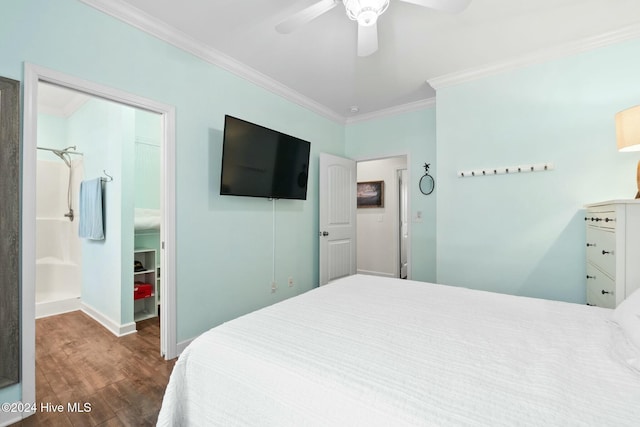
left=134, top=282, right=153, bottom=300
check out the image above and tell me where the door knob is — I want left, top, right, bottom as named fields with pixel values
left=319, top=231, right=329, bottom=237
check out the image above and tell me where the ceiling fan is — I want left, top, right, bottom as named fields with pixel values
left=276, top=0, right=472, bottom=57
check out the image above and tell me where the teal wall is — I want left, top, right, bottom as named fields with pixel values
left=0, top=0, right=344, bottom=408
left=345, top=108, right=437, bottom=282
left=134, top=109, right=161, bottom=210
left=435, top=38, right=640, bottom=303
left=69, top=98, right=136, bottom=326
left=36, top=114, right=67, bottom=156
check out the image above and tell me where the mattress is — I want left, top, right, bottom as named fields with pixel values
left=157, top=274, right=640, bottom=426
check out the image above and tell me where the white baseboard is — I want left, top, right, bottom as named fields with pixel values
left=356, top=269, right=396, bottom=279
left=35, top=296, right=81, bottom=319
left=81, top=303, right=137, bottom=337
left=176, top=337, right=194, bottom=356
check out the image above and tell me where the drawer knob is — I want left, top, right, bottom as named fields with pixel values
left=601, top=290, right=612, bottom=295
left=604, top=217, right=614, bottom=222
left=586, top=243, right=596, bottom=247
left=586, top=275, right=596, bottom=279
left=602, top=250, right=613, bottom=255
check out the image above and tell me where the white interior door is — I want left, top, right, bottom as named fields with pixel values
left=319, top=153, right=356, bottom=286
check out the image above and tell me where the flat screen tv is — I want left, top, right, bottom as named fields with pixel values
left=220, top=115, right=311, bottom=200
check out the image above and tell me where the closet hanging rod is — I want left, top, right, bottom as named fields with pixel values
left=37, top=146, right=84, bottom=156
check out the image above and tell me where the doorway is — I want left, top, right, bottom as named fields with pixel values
left=356, top=155, right=408, bottom=279
left=35, top=82, right=164, bottom=326
left=22, top=64, right=177, bottom=408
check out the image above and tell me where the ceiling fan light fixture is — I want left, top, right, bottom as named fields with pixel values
left=344, top=0, right=390, bottom=26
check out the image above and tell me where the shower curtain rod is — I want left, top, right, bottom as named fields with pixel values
left=36, top=146, right=84, bottom=156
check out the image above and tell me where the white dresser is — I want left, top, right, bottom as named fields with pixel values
left=585, top=200, right=640, bottom=308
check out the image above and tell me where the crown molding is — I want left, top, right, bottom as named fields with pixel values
left=78, top=1, right=640, bottom=123
left=79, top=0, right=346, bottom=123
left=345, top=97, right=436, bottom=125
left=428, top=23, right=640, bottom=90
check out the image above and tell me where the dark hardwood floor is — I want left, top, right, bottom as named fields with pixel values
left=11, top=311, right=176, bottom=427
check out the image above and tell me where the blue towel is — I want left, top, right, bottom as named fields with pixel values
left=78, top=178, right=105, bottom=240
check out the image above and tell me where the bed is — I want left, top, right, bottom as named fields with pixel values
left=157, top=274, right=640, bottom=426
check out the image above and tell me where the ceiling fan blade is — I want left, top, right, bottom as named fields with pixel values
left=357, top=22, right=378, bottom=57
left=276, top=0, right=339, bottom=34
left=399, top=0, right=471, bottom=14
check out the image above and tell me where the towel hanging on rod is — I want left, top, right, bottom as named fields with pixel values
left=78, top=178, right=105, bottom=240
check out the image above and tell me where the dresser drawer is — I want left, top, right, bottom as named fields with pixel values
left=584, top=200, right=640, bottom=309
left=586, top=263, right=616, bottom=308
left=585, top=227, right=616, bottom=278
left=585, top=209, right=617, bottom=230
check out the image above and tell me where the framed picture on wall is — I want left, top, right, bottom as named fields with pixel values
left=357, top=180, right=384, bottom=208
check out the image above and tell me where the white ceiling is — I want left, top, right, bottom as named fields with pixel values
left=38, top=82, right=91, bottom=117
left=78, top=0, right=640, bottom=122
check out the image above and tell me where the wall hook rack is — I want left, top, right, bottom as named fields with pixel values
left=457, top=162, right=554, bottom=178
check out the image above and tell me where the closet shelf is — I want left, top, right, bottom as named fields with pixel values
left=134, top=248, right=158, bottom=323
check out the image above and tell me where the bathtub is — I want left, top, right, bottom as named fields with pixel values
left=35, top=218, right=82, bottom=318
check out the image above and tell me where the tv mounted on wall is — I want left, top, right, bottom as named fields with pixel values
left=220, top=115, right=311, bottom=200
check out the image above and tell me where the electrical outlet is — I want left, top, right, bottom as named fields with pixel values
left=271, top=281, right=277, bottom=293
left=288, top=276, right=294, bottom=287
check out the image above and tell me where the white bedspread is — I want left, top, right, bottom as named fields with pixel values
left=157, top=275, right=640, bottom=426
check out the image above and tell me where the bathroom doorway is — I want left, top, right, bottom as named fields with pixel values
left=22, top=63, right=177, bottom=408
left=35, top=82, right=164, bottom=329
